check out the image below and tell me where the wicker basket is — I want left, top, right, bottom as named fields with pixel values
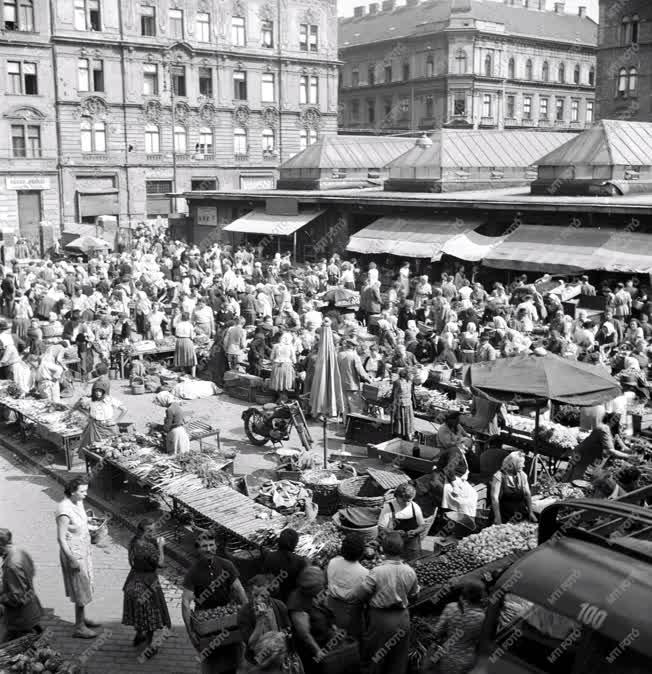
left=0, top=632, right=44, bottom=668
left=301, top=466, right=356, bottom=516
left=332, top=511, right=379, bottom=545
left=338, top=475, right=393, bottom=508
left=41, top=323, right=63, bottom=338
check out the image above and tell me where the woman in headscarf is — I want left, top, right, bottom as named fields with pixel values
left=490, top=451, right=536, bottom=525
left=94, top=314, right=114, bottom=363
left=161, top=396, right=190, bottom=455
left=270, top=332, right=296, bottom=400
left=391, top=368, right=415, bottom=441
left=26, top=317, right=45, bottom=357
left=35, top=344, right=67, bottom=402
left=173, top=312, right=197, bottom=377
left=459, top=322, right=479, bottom=351
left=76, top=380, right=126, bottom=455
left=12, top=291, right=33, bottom=340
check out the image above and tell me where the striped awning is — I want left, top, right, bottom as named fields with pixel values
left=346, top=216, right=482, bottom=260
left=223, top=208, right=325, bottom=236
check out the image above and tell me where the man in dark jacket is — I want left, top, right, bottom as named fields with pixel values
left=247, top=329, right=270, bottom=375
left=261, top=528, right=307, bottom=604
left=360, top=281, right=382, bottom=323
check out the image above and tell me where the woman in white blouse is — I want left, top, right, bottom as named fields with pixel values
left=76, top=380, right=126, bottom=455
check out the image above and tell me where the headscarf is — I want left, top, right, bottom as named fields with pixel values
left=92, top=379, right=110, bottom=396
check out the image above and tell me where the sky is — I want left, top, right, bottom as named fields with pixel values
left=337, top=0, right=599, bottom=21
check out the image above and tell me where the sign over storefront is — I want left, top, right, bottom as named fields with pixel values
left=6, top=176, right=51, bottom=190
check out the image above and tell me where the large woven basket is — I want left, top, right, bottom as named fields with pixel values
left=338, top=475, right=393, bottom=508
left=332, top=512, right=379, bottom=545
left=301, top=466, right=356, bottom=516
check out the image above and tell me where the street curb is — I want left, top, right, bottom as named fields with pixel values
left=0, top=433, right=194, bottom=570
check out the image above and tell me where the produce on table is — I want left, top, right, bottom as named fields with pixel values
left=535, top=421, right=588, bottom=452
left=504, top=414, right=536, bottom=434
left=9, top=646, right=79, bottom=674
left=412, top=523, right=537, bottom=588
left=413, top=386, right=466, bottom=417
left=532, top=474, right=584, bottom=500
left=194, top=603, right=240, bottom=621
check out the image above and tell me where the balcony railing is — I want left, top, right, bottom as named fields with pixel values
left=504, top=117, right=519, bottom=126
left=262, top=151, right=278, bottom=161
left=554, top=118, right=566, bottom=126
left=145, top=153, right=163, bottom=161
left=81, top=152, right=108, bottom=161
left=234, top=153, right=249, bottom=161
left=479, top=116, right=496, bottom=126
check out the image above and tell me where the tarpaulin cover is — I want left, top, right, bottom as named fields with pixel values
left=463, top=352, right=621, bottom=406
left=440, top=230, right=506, bottom=262
left=595, top=231, right=652, bottom=274
left=346, top=216, right=481, bottom=260
left=222, top=208, right=325, bottom=236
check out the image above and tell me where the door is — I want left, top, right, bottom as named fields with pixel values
left=17, top=190, right=42, bottom=250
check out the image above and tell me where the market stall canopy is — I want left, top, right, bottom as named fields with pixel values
left=222, top=208, right=325, bottom=236
left=346, top=215, right=483, bottom=260
left=64, top=235, right=111, bottom=253
left=440, top=230, right=506, bottom=262
left=595, top=231, right=652, bottom=274
left=482, top=225, right=611, bottom=274
left=464, top=352, right=621, bottom=406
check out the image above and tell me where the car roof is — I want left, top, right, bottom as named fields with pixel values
left=496, top=536, right=652, bottom=656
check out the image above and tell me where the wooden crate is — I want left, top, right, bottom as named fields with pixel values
left=367, top=437, right=439, bottom=474
left=229, top=385, right=257, bottom=402
left=192, top=610, right=239, bottom=636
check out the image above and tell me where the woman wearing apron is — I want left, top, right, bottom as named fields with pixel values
left=490, top=451, right=536, bottom=525
left=378, top=483, right=426, bottom=561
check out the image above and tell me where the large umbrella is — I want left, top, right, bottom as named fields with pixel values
left=321, top=287, right=359, bottom=308
left=464, top=351, right=621, bottom=407
left=65, top=235, right=111, bottom=253
left=309, top=319, right=343, bottom=466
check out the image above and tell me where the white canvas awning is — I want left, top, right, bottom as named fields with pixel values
left=222, top=208, right=325, bottom=236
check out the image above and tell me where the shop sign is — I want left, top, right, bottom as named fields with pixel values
left=6, top=176, right=51, bottom=190
left=197, top=207, right=218, bottom=227
left=240, top=175, right=275, bottom=190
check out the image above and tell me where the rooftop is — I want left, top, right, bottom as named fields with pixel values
left=339, top=0, right=597, bottom=49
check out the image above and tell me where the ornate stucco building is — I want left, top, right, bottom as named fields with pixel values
left=595, top=0, right=651, bottom=122
left=0, top=0, right=338, bottom=248
left=338, top=0, right=597, bottom=135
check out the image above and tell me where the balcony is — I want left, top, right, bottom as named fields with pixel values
left=538, top=117, right=552, bottom=127
left=234, top=153, right=249, bottom=161
left=504, top=117, right=519, bottom=127
left=521, top=117, right=535, bottom=127
left=262, top=150, right=278, bottom=161
left=193, top=152, right=215, bottom=161
left=81, top=152, right=108, bottom=162
left=479, top=116, right=496, bottom=127
left=146, top=153, right=163, bottom=161
left=554, top=118, right=567, bottom=126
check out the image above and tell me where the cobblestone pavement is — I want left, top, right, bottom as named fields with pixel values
left=0, top=448, right=200, bottom=674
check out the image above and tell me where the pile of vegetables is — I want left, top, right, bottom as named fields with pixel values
left=413, top=386, right=465, bottom=418
left=535, top=421, right=587, bottom=452
left=8, top=646, right=79, bottom=674
left=194, top=603, right=240, bottom=621
left=408, top=615, right=440, bottom=673
left=554, top=405, right=581, bottom=427
left=532, top=474, right=585, bottom=500
left=413, top=523, right=537, bottom=588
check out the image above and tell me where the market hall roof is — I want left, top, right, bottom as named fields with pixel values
left=534, top=120, right=652, bottom=167
left=338, top=0, right=597, bottom=49
left=386, top=130, right=574, bottom=170
left=279, top=135, right=414, bottom=171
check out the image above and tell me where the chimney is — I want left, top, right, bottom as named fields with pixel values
left=381, top=0, right=395, bottom=11
left=578, top=5, right=586, bottom=17
left=554, top=2, right=565, bottom=13
left=353, top=5, right=365, bottom=16
left=369, top=2, right=379, bottom=13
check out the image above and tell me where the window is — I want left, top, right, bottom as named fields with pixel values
left=383, top=98, right=391, bottom=117
left=299, top=127, right=318, bottom=150
left=523, top=95, right=532, bottom=119
left=556, top=97, right=565, bottom=120
left=399, top=97, right=408, bottom=119
left=508, top=58, right=515, bottom=79
left=542, top=61, right=549, bottom=82
left=622, top=16, right=630, bottom=43
left=11, top=123, right=40, bottom=157
left=299, top=24, right=318, bottom=51
left=171, top=65, right=186, bottom=96
left=174, top=125, right=186, bottom=153
left=74, top=0, right=100, bottom=31
left=484, top=53, right=492, bottom=77
left=80, top=119, right=105, bottom=152
left=628, top=66, right=638, bottom=92
left=454, top=93, right=465, bottom=116
left=631, top=14, right=639, bottom=43
left=233, top=70, right=247, bottom=99
left=196, top=12, right=210, bottom=42
left=197, top=127, right=213, bottom=155
left=455, top=50, right=467, bottom=75
left=7, top=61, right=21, bottom=94
left=482, top=93, right=492, bottom=117
left=261, top=72, right=274, bottom=102
left=425, top=95, right=433, bottom=118
left=351, top=99, right=360, bottom=120
left=402, top=62, right=410, bottom=80
left=169, top=8, right=183, bottom=39
left=588, top=66, right=595, bottom=86
left=426, top=56, right=434, bottom=77
left=144, top=124, right=159, bottom=153
left=573, top=64, right=580, bottom=84
left=261, top=20, right=273, bottom=47
left=233, top=126, right=247, bottom=155
left=617, top=67, right=627, bottom=96
left=231, top=16, right=245, bottom=45
left=4, top=0, right=34, bottom=31
left=384, top=64, right=392, bottom=82
left=198, top=67, right=213, bottom=98
left=78, top=59, right=103, bottom=92
left=7, top=61, right=37, bottom=95
left=143, top=63, right=158, bottom=95
left=367, top=99, right=375, bottom=124
left=368, top=65, right=375, bottom=86
left=571, top=99, right=579, bottom=121
left=299, top=75, right=318, bottom=104
left=141, top=5, right=155, bottom=36
left=525, top=59, right=533, bottom=80
left=506, top=94, right=515, bottom=118
left=351, top=70, right=359, bottom=87
left=262, top=127, right=275, bottom=153
left=558, top=62, right=565, bottom=83
left=539, top=97, right=548, bottom=118
left=586, top=100, right=593, bottom=123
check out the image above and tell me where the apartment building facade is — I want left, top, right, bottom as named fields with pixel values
left=338, top=0, right=597, bottom=135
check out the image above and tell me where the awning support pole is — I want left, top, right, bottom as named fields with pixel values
left=293, top=232, right=297, bottom=262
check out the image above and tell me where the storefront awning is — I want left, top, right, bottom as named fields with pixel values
left=222, top=208, right=325, bottom=236
left=483, top=225, right=612, bottom=274
left=595, top=232, right=652, bottom=274
left=346, top=216, right=482, bottom=260
left=440, top=231, right=506, bottom=262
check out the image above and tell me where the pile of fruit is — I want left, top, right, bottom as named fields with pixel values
left=194, top=603, right=240, bottom=621
left=533, top=474, right=585, bottom=500
left=413, top=523, right=537, bottom=588
left=536, top=422, right=587, bottom=452
left=8, top=646, right=79, bottom=673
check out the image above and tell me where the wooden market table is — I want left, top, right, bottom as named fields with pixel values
left=0, top=396, right=83, bottom=470
left=112, top=344, right=176, bottom=379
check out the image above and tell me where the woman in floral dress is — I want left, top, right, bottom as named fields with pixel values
left=122, top=519, right=171, bottom=658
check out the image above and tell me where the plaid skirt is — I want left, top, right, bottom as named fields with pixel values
left=174, top=337, right=197, bottom=367
left=122, top=576, right=171, bottom=632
